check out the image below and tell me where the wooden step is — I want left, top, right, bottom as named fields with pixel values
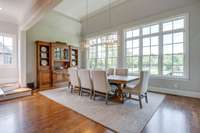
left=0, top=88, right=32, bottom=102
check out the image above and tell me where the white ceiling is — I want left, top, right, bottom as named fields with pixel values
left=54, top=0, right=126, bottom=21
left=0, top=0, right=38, bottom=24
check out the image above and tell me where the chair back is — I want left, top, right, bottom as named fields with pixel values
left=138, top=71, right=150, bottom=94
left=116, top=68, right=128, bottom=76
left=68, top=67, right=80, bottom=87
left=78, top=69, right=92, bottom=90
left=91, top=70, right=108, bottom=93
left=107, top=68, right=114, bottom=75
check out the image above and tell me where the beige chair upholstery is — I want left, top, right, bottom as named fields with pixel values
left=122, top=71, right=150, bottom=108
left=91, top=70, right=113, bottom=104
left=68, top=67, right=81, bottom=94
left=116, top=68, right=128, bottom=76
left=107, top=68, right=115, bottom=75
left=78, top=69, right=93, bottom=98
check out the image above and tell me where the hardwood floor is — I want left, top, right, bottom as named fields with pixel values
left=0, top=93, right=114, bottom=133
left=0, top=92, right=200, bottom=133
left=142, top=95, right=200, bottom=133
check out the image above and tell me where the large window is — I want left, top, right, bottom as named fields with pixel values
left=125, top=15, right=188, bottom=79
left=0, top=33, right=16, bottom=65
left=87, top=32, right=118, bottom=69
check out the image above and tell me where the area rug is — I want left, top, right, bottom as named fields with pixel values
left=40, top=88, right=165, bottom=133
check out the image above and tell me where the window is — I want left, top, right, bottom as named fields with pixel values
left=125, top=15, right=188, bottom=79
left=87, top=32, right=118, bottom=69
left=0, top=33, right=16, bottom=66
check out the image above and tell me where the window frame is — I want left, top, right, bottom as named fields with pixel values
left=87, top=32, right=119, bottom=69
left=0, top=33, right=17, bottom=68
left=124, top=14, right=189, bottom=80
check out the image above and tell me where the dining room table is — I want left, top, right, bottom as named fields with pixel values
left=107, top=75, right=139, bottom=103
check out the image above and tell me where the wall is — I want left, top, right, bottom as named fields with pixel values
left=81, top=0, right=200, bottom=95
left=0, top=21, right=18, bottom=84
left=26, top=11, right=81, bottom=85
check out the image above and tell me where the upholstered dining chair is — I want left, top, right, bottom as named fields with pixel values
left=78, top=69, right=93, bottom=99
left=107, top=68, right=115, bottom=75
left=68, top=67, right=81, bottom=94
left=91, top=70, right=114, bottom=104
left=122, top=71, right=150, bottom=108
left=115, top=68, right=128, bottom=76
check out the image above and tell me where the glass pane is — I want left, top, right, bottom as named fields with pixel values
left=163, top=65, right=173, bottom=76
left=163, top=55, right=172, bottom=65
left=163, top=21, right=172, bottom=32
left=173, top=19, right=184, bottom=30
left=151, top=66, right=158, bottom=75
left=133, top=56, right=139, bottom=73
left=133, top=29, right=140, bottom=37
left=173, top=72, right=183, bottom=77
left=143, top=27, right=150, bottom=35
left=126, top=40, right=132, bottom=48
left=133, top=48, right=139, bottom=56
left=126, top=57, right=133, bottom=67
left=163, top=34, right=172, bottom=44
left=151, top=56, right=158, bottom=65
left=163, top=45, right=172, bottom=54
left=143, top=56, right=150, bottom=64
left=173, top=54, right=184, bottom=65
left=4, top=37, right=13, bottom=52
left=126, top=31, right=132, bottom=38
left=97, top=38, right=101, bottom=44
left=0, top=54, right=3, bottom=65
left=143, top=47, right=150, bottom=55
left=143, top=64, right=150, bottom=71
left=173, top=66, right=184, bottom=73
left=151, top=25, right=159, bottom=34
left=173, top=43, right=184, bottom=54
left=96, top=59, right=105, bottom=69
left=127, top=49, right=133, bottom=56
left=173, top=32, right=184, bottom=43
left=133, top=39, right=139, bottom=48
left=151, top=46, right=159, bottom=55
left=0, top=36, right=3, bottom=52
left=151, top=36, right=159, bottom=46
left=143, top=37, right=150, bottom=46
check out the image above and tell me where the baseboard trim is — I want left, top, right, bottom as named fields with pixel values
left=149, top=86, right=200, bottom=99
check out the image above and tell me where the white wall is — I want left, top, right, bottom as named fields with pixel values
left=0, top=21, right=18, bottom=84
left=26, top=11, right=81, bottom=85
left=81, top=0, right=200, bottom=95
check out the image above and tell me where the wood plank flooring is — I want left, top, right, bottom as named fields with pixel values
left=0, top=92, right=200, bottom=133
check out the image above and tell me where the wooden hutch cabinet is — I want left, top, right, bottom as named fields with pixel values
left=36, top=41, right=79, bottom=89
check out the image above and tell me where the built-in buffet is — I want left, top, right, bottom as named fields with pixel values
left=36, top=41, right=79, bottom=89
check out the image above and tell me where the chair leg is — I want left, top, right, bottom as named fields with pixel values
left=80, top=88, right=83, bottom=96
left=90, top=89, right=93, bottom=99
left=138, top=95, right=143, bottom=109
left=71, top=86, right=73, bottom=93
left=79, top=87, right=81, bottom=96
left=93, top=91, right=96, bottom=100
left=145, top=92, right=148, bottom=103
left=106, top=93, right=108, bottom=104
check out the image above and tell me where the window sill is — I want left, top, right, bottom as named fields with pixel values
left=129, top=73, right=189, bottom=81
left=0, top=65, right=17, bottom=69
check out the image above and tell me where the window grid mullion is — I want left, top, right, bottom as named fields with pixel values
left=159, top=22, right=163, bottom=76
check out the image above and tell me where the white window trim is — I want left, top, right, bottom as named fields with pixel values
left=0, top=33, right=17, bottom=68
left=123, top=13, right=189, bottom=80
